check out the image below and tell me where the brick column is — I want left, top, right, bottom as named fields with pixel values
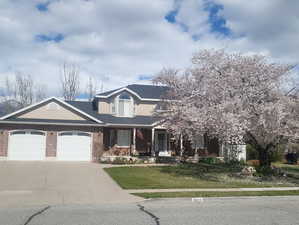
left=92, top=131, right=104, bottom=162
left=46, top=131, right=57, bottom=157
left=0, top=130, right=8, bottom=157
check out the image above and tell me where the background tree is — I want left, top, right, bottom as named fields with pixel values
left=35, top=84, right=48, bottom=102
left=154, top=49, right=299, bottom=167
left=61, top=62, right=80, bottom=101
left=85, top=76, right=98, bottom=101
left=0, top=73, right=47, bottom=115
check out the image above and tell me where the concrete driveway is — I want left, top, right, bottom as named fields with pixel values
left=0, top=161, right=141, bottom=208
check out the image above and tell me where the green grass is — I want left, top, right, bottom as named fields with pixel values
left=104, top=163, right=296, bottom=189
left=274, top=163, right=299, bottom=174
left=273, top=163, right=299, bottom=180
left=133, top=190, right=299, bottom=199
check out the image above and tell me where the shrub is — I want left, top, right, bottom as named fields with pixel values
left=156, top=156, right=178, bottom=164
left=247, top=144, right=285, bottom=163
left=246, top=144, right=259, bottom=160
left=199, top=157, right=221, bottom=164
left=269, top=144, right=285, bottom=162
left=255, top=166, right=275, bottom=176
left=285, top=152, right=298, bottom=165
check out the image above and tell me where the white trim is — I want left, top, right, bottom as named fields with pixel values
left=0, top=97, right=54, bottom=120
left=54, top=98, right=103, bottom=124
left=115, top=93, right=134, bottom=117
left=0, top=97, right=103, bottom=124
left=56, top=130, right=92, bottom=161
left=106, top=123, right=154, bottom=127
left=57, top=130, right=92, bottom=136
left=96, top=88, right=161, bottom=101
left=8, top=129, right=47, bottom=161
left=9, top=129, right=46, bottom=135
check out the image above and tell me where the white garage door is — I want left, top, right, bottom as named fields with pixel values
left=57, top=131, right=91, bottom=161
left=8, top=130, right=46, bottom=160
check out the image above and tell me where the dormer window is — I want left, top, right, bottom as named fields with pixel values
left=112, top=93, right=134, bottom=117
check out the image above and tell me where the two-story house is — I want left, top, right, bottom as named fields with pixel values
left=0, top=84, right=186, bottom=161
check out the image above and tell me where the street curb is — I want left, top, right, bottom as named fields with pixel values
left=143, top=195, right=299, bottom=202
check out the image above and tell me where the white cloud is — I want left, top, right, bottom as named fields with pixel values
left=0, top=0, right=298, bottom=96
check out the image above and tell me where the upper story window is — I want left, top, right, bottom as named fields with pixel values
left=111, top=93, right=134, bottom=117
left=155, top=102, right=168, bottom=112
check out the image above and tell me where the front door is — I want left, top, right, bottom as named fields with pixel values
left=155, top=131, right=167, bottom=153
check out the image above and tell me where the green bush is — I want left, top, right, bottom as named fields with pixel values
left=255, top=166, right=275, bottom=176
left=246, top=144, right=259, bottom=160
left=199, top=157, right=221, bottom=164
left=246, top=144, right=285, bottom=163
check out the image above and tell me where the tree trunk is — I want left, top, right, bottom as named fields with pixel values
left=258, top=147, right=271, bottom=167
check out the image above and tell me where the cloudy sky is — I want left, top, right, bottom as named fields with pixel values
left=0, top=0, right=298, bottom=96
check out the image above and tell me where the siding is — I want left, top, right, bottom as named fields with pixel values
left=135, top=103, right=156, bottom=116
left=98, top=101, right=110, bottom=114
left=97, top=98, right=157, bottom=116
left=19, top=103, right=86, bottom=121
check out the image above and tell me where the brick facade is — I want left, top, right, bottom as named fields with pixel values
left=92, top=132, right=104, bottom=161
left=46, top=131, right=57, bottom=157
left=0, top=124, right=104, bottom=161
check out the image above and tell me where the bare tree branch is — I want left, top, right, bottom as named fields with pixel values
left=60, top=62, right=80, bottom=101
left=85, top=76, right=98, bottom=101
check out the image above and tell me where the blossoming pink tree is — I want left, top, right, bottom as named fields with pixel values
left=154, top=49, right=299, bottom=167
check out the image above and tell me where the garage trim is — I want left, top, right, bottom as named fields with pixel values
left=8, top=129, right=46, bottom=160
left=56, top=130, right=92, bottom=161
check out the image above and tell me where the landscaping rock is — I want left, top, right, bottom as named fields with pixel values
left=241, top=166, right=256, bottom=176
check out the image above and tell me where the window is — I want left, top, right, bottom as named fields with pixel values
left=155, top=102, right=168, bottom=112
left=11, top=131, right=26, bottom=135
left=112, top=93, right=134, bottom=117
left=10, top=130, right=45, bottom=136
left=117, top=130, right=131, bottom=147
left=77, top=132, right=91, bottom=137
left=31, top=131, right=45, bottom=136
left=59, top=131, right=90, bottom=137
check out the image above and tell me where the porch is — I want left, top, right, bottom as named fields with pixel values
left=102, top=127, right=176, bottom=157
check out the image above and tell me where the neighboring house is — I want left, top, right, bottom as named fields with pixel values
left=0, top=84, right=241, bottom=161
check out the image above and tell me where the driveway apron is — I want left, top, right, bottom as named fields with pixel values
left=0, top=161, right=141, bottom=208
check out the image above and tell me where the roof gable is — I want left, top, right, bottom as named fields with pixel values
left=0, top=97, right=103, bottom=123
left=18, top=101, right=87, bottom=121
left=96, top=84, right=169, bottom=101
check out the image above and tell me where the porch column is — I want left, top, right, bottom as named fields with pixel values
left=180, top=134, right=183, bottom=157
left=167, top=133, right=170, bottom=152
left=132, top=128, right=136, bottom=154
left=151, top=128, right=155, bottom=156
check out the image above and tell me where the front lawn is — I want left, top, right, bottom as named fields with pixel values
left=273, top=163, right=299, bottom=179
left=104, top=163, right=297, bottom=189
left=133, top=190, right=299, bottom=199
left=274, top=163, right=299, bottom=173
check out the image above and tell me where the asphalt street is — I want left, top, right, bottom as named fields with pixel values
left=1, top=196, right=299, bottom=225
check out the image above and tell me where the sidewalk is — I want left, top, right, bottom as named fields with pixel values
left=126, top=187, right=299, bottom=193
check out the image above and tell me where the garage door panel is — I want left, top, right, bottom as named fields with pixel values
left=57, top=132, right=91, bottom=161
left=8, top=131, right=46, bottom=160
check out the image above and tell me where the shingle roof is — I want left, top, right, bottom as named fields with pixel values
left=97, top=84, right=169, bottom=100
left=66, top=101, right=161, bottom=126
